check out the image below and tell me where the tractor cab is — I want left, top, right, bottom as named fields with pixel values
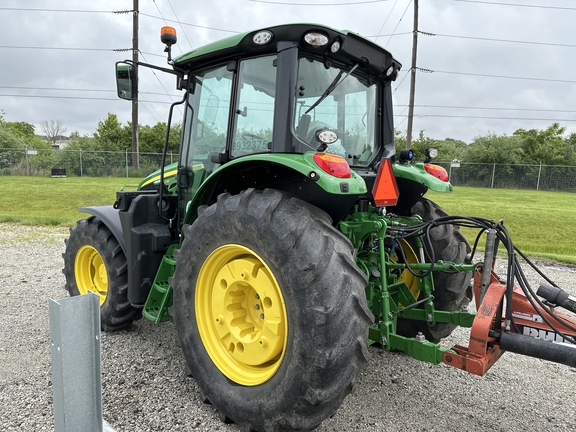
left=117, top=24, right=402, bottom=228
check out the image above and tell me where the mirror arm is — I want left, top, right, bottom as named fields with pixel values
left=121, top=59, right=184, bottom=78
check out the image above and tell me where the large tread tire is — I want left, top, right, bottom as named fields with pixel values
left=396, top=197, right=472, bottom=342
left=63, top=217, right=139, bottom=331
left=172, top=188, right=373, bottom=432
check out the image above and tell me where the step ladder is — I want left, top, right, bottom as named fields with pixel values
left=142, top=244, right=177, bottom=324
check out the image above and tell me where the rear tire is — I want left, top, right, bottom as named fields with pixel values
left=172, top=189, right=373, bottom=432
left=396, top=198, right=472, bottom=342
left=63, top=217, right=139, bottom=331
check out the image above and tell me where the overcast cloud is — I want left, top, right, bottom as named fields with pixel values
left=1, top=0, right=575, bottom=144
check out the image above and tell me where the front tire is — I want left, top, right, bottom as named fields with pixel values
left=172, top=189, right=373, bottom=432
left=63, top=217, right=139, bottom=331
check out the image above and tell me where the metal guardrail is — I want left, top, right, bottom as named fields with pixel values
left=49, top=293, right=116, bottom=432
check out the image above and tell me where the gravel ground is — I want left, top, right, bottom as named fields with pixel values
left=0, top=223, right=575, bottom=432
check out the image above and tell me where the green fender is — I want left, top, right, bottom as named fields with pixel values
left=184, top=152, right=368, bottom=225
left=392, top=162, right=452, bottom=193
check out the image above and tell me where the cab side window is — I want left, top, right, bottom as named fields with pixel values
left=183, top=65, right=233, bottom=168
left=231, top=55, right=277, bottom=157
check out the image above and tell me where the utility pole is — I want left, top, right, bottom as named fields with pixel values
left=132, top=0, right=139, bottom=169
left=406, top=0, right=418, bottom=149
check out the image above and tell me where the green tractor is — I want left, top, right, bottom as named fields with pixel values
left=63, top=23, right=576, bottom=431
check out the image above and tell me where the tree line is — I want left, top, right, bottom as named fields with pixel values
left=1, top=108, right=575, bottom=177
left=396, top=123, right=576, bottom=166
left=0, top=111, right=181, bottom=176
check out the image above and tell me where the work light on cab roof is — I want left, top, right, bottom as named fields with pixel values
left=253, top=30, right=273, bottom=45
left=304, top=31, right=328, bottom=47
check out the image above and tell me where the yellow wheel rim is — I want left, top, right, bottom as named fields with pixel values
left=391, top=239, right=420, bottom=299
left=74, top=245, right=108, bottom=306
left=196, top=244, right=288, bottom=386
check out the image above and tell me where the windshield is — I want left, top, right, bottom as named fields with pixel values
left=294, top=58, right=379, bottom=167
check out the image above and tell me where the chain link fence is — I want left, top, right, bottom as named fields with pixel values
left=1, top=147, right=575, bottom=192
left=0, top=148, right=178, bottom=179
left=436, top=161, right=576, bottom=192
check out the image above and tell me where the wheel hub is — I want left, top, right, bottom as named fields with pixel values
left=196, top=245, right=287, bottom=386
left=75, top=245, right=108, bottom=305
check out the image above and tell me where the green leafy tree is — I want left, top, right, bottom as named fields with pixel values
left=0, top=115, right=53, bottom=174
left=5, top=121, right=35, bottom=138
left=0, top=126, right=27, bottom=172
left=394, top=129, right=406, bottom=152
left=94, top=114, right=128, bottom=151
left=138, top=122, right=180, bottom=153
left=564, top=133, right=576, bottom=165
left=466, top=133, right=523, bottom=164
left=513, top=123, right=572, bottom=165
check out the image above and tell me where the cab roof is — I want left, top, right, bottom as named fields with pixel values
left=173, top=23, right=401, bottom=81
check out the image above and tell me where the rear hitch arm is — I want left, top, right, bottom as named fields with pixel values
left=444, top=267, right=576, bottom=376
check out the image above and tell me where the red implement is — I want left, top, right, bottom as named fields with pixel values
left=443, top=265, right=576, bottom=376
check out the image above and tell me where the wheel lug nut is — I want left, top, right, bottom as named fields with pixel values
left=260, top=313, right=265, bottom=319
left=254, top=304, right=260, bottom=310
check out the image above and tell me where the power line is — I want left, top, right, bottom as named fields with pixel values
left=429, top=69, right=576, bottom=84
left=396, top=113, right=576, bottom=122
left=139, top=101, right=164, bottom=124
left=453, top=0, right=576, bottom=11
left=420, top=31, right=576, bottom=49
left=370, top=31, right=412, bottom=38
left=384, top=0, right=413, bottom=48
left=403, top=104, right=576, bottom=114
left=150, top=0, right=184, bottom=56
left=0, top=45, right=168, bottom=60
left=0, top=7, right=116, bottom=13
left=0, top=6, right=239, bottom=36
left=0, top=94, right=174, bottom=104
left=0, top=45, right=114, bottom=52
left=393, top=69, right=411, bottom=93
left=140, top=12, right=239, bottom=34
left=164, top=0, right=194, bottom=50
left=372, top=0, right=401, bottom=42
left=0, top=85, right=178, bottom=98
left=138, top=52, right=184, bottom=118
left=249, top=0, right=388, bottom=4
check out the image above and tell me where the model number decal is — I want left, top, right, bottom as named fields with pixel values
left=512, top=311, right=543, bottom=323
left=232, top=140, right=268, bottom=151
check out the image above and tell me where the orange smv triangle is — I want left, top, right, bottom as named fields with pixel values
left=372, top=158, right=399, bottom=207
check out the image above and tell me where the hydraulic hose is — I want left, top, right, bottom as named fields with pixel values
left=537, top=283, right=576, bottom=314
left=499, top=331, right=576, bottom=368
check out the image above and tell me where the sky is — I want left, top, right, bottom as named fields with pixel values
left=1, top=0, right=575, bottom=144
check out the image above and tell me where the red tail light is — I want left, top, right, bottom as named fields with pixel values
left=424, top=163, right=449, bottom=182
left=313, top=153, right=351, bottom=179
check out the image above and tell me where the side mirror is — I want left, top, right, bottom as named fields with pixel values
left=115, top=62, right=137, bottom=101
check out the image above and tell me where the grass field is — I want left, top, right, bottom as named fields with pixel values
left=0, top=176, right=574, bottom=264
left=427, top=187, right=576, bottom=264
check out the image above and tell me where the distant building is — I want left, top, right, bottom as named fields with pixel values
left=46, top=135, right=70, bottom=150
